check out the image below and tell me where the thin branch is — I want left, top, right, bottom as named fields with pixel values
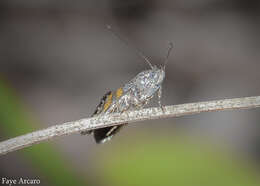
left=0, top=96, right=260, bottom=156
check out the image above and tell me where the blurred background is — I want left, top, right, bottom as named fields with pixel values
left=0, top=0, right=260, bottom=185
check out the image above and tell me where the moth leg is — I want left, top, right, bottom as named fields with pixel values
left=158, top=86, right=165, bottom=112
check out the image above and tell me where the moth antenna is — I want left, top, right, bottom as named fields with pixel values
left=106, top=25, right=153, bottom=69
left=163, top=42, right=173, bottom=70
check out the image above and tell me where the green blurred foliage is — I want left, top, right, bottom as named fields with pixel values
left=98, top=134, right=260, bottom=186
left=0, top=79, right=87, bottom=186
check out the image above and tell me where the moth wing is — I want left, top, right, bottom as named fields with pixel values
left=93, top=125, right=124, bottom=144
left=80, top=91, right=112, bottom=135
left=93, top=88, right=130, bottom=143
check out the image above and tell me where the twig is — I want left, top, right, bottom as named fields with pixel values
left=0, top=96, right=260, bottom=156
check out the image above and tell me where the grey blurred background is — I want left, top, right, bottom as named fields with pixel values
left=0, top=0, right=260, bottom=184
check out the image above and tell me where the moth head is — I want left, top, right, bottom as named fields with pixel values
left=151, top=65, right=165, bottom=86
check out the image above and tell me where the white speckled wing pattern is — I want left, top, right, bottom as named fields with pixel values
left=82, top=66, right=165, bottom=143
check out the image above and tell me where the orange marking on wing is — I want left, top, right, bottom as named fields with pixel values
left=116, top=87, right=123, bottom=98
left=103, top=93, right=113, bottom=111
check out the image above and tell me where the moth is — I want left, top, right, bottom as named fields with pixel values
left=81, top=25, right=173, bottom=143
